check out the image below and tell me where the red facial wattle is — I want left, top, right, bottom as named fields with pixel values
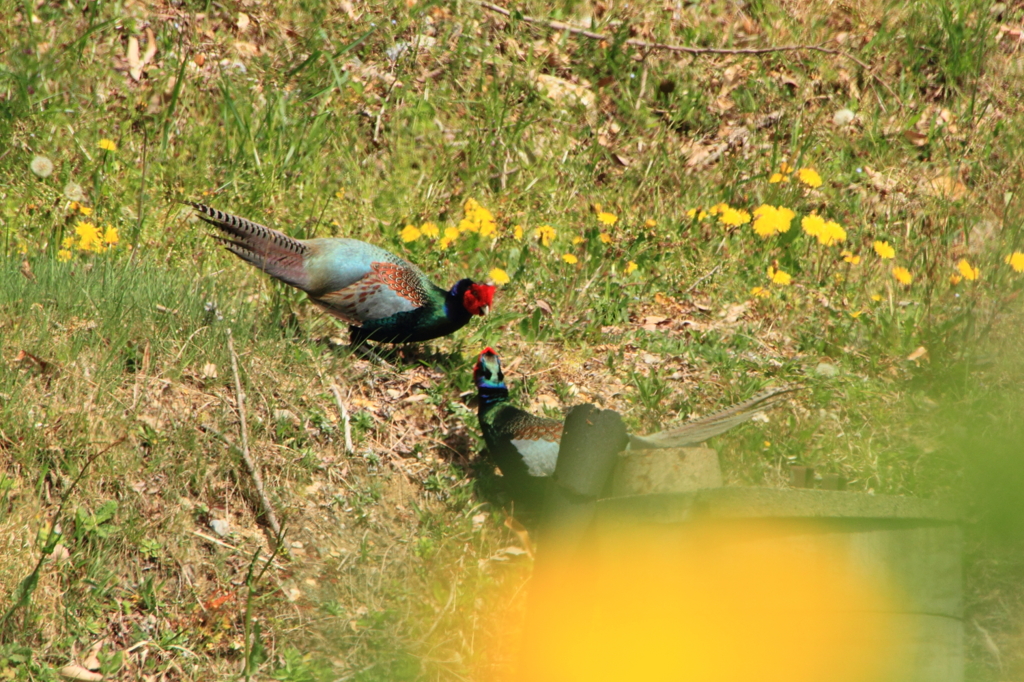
left=463, top=284, right=496, bottom=316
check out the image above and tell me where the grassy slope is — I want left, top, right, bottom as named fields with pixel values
left=0, top=0, right=1022, bottom=679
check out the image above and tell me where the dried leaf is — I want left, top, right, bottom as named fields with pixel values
left=20, top=259, right=34, bottom=281
left=143, top=27, right=157, bottom=66
left=236, top=12, right=250, bottom=32
left=922, top=175, right=967, bottom=200
left=503, top=516, right=535, bottom=558
left=903, top=130, right=928, bottom=146
left=127, top=36, right=143, bottom=81
left=201, top=362, right=218, bottom=379
left=907, top=346, right=929, bottom=362
left=535, top=299, right=553, bottom=315
left=59, top=665, right=103, bottom=681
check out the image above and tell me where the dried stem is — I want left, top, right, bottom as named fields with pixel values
left=330, top=383, right=354, bottom=455
left=226, top=330, right=285, bottom=548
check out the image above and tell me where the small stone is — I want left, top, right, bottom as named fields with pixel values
left=210, top=518, right=231, bottom=537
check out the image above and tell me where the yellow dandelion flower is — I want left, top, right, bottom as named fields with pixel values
left=767, top=266, right=792, bottom=286
left=645, top=219, right=657, bottom=228
left=957, top=259, right=979, bottom=281
left=57, top=249, right=72, bottom=262
left=750, top=286, right=770, bottom=298
left=103, top=225, right=119, bottom=246
left=17, top=242, right=28, bottom=255
left=718, top=207, right=751, bottom=227
left=513, top=225, right=524, bottom=241
left=599, top=233, right=613, bottom=244
left=75, top=221, right=101, bottom=251
left=78, top=205, right=93, bottom=216
left=709, top=202, right=730, bottom=216
left=400, top=224, right=421, bottom=242
left=625, top=261, right=638, bottom=275
left=849, top=310, right=864, bottom=319
left=489, top=268, right=510, bottom=285
left=871, top=293, right=883, bottom=302
left=687, top=208, right=709, bottom=220
left=1006, top=252, right=1024, bottom=272
left=420, top=222, right=439, bottom=238
left=335, top=187, right=346, bottom=199
left=768, top=172, right=788, bottom=184
left=98, top=139, right=117, bottom=151
left=841, top=250, right=861, bottom=265
left=439, top=226, right=460, bottom=249
left=572, top=236, right=585, bottom=245
left=949, top=273, right=962, bottom=285
left=597, top=212, right=617, bottom=226
left=752, top=205, right=795, bottom=238
left=797, top=167, right=823, bottom=188
left=562, top=253, right=578, bottom=264
left=61, top=236, right=74, bottom=249
left=816, top=220, right=847, bottom=246
left=534, top=225, right=556, bottom=247
left=779, top=162, right=794, bottom=174
left=873, top=240, right=896, bottom=259
left=892, top=266, right=912, bottom=285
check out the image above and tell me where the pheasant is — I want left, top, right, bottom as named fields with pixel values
left=191, top=203, right=495, bottom=344
left=473, top=347, right=793, bottom=509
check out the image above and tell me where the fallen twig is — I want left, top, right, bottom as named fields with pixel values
left=477, top=1, right=898, bottom=102
left=226, top=330, right=285, bottom=550
left=329, top=383, right=355, bottom=455
left=190, top=530, right=286, bottom=571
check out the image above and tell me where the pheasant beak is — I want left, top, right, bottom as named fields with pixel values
left=479, top=304, right=490, bottom=316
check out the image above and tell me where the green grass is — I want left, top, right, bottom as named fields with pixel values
left=1, top=0, right=1023, bottom=678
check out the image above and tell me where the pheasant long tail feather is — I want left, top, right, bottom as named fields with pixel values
left=629, top=386, right=798, bottom=450
left=190, top=203, right=312, bottom=290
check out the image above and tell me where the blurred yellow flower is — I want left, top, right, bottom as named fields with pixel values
left=489, top=268, right=510, bottom=285
left=572, top=236, right=585, bottom=245
left=709, top=202, right=730, bottom=216
left=949, top=273, right=963, bottom=285
left=718, top=207, right=751, bottom=227
left=534, top=225, right=556, bottom=247
left=892, top=266, right=912, bottom=285
left=420, top=222, right=439, bottom=238
left=599, top=233, right=613, bottom=244
left=779, top=162, right=794, bottom=174
left=801, top=216, right=846, bottom=246
left=768, top=172, right=787, bottom=184
left=871, top=293, right=883, bottom=302
left=687, top=208, right=708, bottom=220
left=797, top=167, right=823, bottom=188
left=460, top=198, right=497, bottom=236
left=841, top=250, right=861, bottom=265
left=957, top=259, right=979, bottom=281
left=767, top=266, right=792, bottom=286
left=57, top=249, right=72, bottom=262
left=103, top=225, right=119, bottom=246
left=75, top=221, right=101, bottom=251
left=400, top=224, right=421, bottom=242
left=562, top=253, right=578, bottom=264
left=873, top=240, right=895, bottom=259
left=597, top=212, right=617, bottom=225
left=645, top=219, right=657, bottom=228
left=513, top=225, right=524, bottom=241
left=625, top=261, right=638, bottom=275
left=335, top=187, right=346, bottom=199
left=98, top=139, right=117, bottom=151
left=750, top=286, right=770, bottom=298
left=61, top=237, right=74, bottom=249
left=849, top=310, right=864, bottom=319
left=439, top=226, right=460, bottom=249
left=752, top=205, right=795, bottom=238
left=1006, top=252, right=1024, bottom=272
left=79, top=205, right=93, bottom=216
